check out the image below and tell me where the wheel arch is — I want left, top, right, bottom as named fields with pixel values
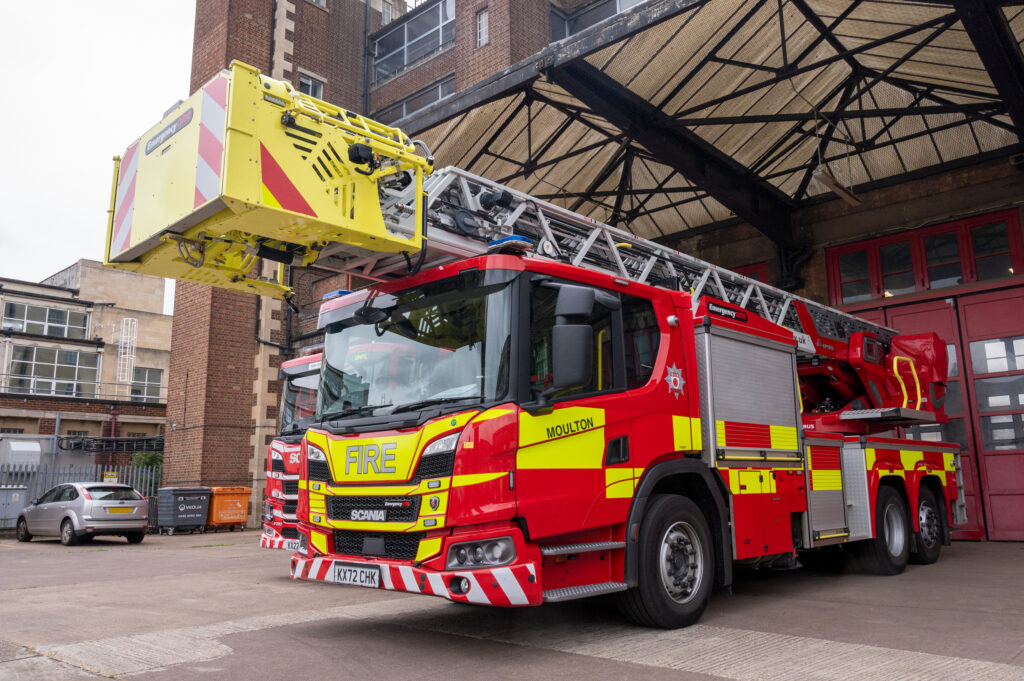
left=625, top=458, right=732, bottom=590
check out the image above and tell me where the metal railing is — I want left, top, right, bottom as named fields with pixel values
left=0, top=374, right=167, bottom=404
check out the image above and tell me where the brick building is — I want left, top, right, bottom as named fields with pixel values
left=173, top=0, right=1024, bottom=538
left=0, top=260, right=170, bottom=465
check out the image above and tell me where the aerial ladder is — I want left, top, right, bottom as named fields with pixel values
left=106, top=61, right=943, bottom=429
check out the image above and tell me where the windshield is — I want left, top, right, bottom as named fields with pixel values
left=318, top=269, right=514, bottom=421
left=280, top=372, right=319, bottom=434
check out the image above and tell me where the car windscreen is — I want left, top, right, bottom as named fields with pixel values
left=87, top=487, right=143, bottom=501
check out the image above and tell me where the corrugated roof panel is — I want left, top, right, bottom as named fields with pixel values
left=974, top=118, right=1018, bottom=153
left=592, top=12, right=699, bottom=101
left=927, top=116, right=981, bottom=161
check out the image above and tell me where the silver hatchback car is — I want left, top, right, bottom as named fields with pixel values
left=16, top=482, right=149, bottom=545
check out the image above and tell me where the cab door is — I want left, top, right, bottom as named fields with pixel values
left=515, top=278, right=631, bottom=540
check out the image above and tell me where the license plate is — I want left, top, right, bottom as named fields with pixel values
left=107, top=507, right=132, bottom=514
left=333, top=563, right=380, bottom=588
left=284, top=539, right=300, bottom=551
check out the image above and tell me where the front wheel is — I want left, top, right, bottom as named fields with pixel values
left=16, top=518, right=31, bottom=542
left=910, top=487, right=942, bottom=565
left=60, top=519, right=79, bottom=546
left=856, top=485, right=909, bottom=575
left=618, top=494, right=715, bottom=628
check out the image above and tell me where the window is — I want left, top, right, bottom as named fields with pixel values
left=476, top=9, right=489, bottom=47
left=59, top=487, right=78, bottom=502
left=827, top=210, right=1024, bottom=306
left=66, top=430, right=89, bottom=436
left=550, top=8, right=568, bottom=42
left=126, top=431, right=149, bottom=438
left=555, top=0, right=647, bottom=41
left=0, top=428, right=25, bottom=434
left=373, top=0, right=455, bottom=84
left=131, top=368, right=163, bottom=403
left=623, top=296, right=660, bottom=389
left=374, top=75, right=456, bottom=124
left=8, top=345, right=99, bottom=398
left=382, top=1, right=392, bottom=24
left=298, top=73, right=324, bottom=99
left=529, top=283, right=617, bottom=398
left=2, top=303, right=87, bottom=339
left=37, top=487, right=63, bottom=504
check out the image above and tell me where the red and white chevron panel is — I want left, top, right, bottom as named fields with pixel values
left=261, top=524, right=299, bottom=551
left=290, top=555, right=541, bottom=606
left=109, top=141, right=140, bottom=256
left=194, top=75, right=227, bottom=207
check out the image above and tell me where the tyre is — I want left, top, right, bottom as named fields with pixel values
left=60, top=519, right=79, bottom=546
left=856, top=485, right=909, bottom=575
left=15, top=518, right=31, bottom=542
left=910, top=486, right=942, bottom=565
left=166, top=527, right=175, bottom=536
left=126, top=532, right=145, bottom=544
left=617, top=494, right=715, bottom=628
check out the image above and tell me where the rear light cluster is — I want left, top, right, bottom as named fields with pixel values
left=445, top=537, right=515, bottom=569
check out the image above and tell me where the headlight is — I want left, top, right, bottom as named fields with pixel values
left=262, top=500, right=274, bottom=522
left=306, top=444, right=327, bottom=461
left=270, top=450, right=283, bottom=460
left=423, top=432, right=459, bottom=457
left=298, top=533, right=309, bottom=556
left=445, top=536, right=515, bottom=569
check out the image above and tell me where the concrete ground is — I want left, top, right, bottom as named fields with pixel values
left=1, top=531, right=1022, bottom=681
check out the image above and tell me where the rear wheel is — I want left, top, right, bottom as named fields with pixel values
left=126, top=532, right=145, bottom=544
left=857, top=485, right=908, bottom=575
left=910, top=487, right=942, bottom=565
left=15, top=518, right=31, bottom=542
left=618, top=494, right=714, bottom=628
left=60, top=519, right=79, bottom=546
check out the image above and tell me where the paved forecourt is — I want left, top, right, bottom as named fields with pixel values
left=1, top=531, right=1023, bottom=681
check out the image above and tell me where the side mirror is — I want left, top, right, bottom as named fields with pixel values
left=551, top=324, right=592, bottom=392
left=30, top=499, right=38, bottom=506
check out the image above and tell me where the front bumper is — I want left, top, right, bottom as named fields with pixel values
left=289, top=553, right=541, bottom=605
left=261, top=523, right=300, bottom=550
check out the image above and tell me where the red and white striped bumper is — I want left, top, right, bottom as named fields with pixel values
left=260, top=524, right=300, bottom=551
left=289, top=554, right=542, bottom=606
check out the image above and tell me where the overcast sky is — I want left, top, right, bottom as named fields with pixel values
left=0, top=2, right=196, bottom=314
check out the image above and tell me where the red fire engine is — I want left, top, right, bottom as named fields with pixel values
left=261, top=351, right=321, bottom=550
left=105, top=62, right=966, bottom=629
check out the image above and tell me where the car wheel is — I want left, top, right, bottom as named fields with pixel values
left=856, top=485, right=909, bottom=575
left=16, top=518, right=32, bottom=542
left=617, top=494, right=715, bottom=628
left=910, top=486, right=942, bottom=565
left=60, top=519, right=79, bottom=546
left=166, top=527, right=175, bottom=536
left=126, top=532, right=145, bottom=544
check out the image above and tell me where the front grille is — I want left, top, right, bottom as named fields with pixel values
left=281, top=527, right=299, bottom=539
left=271, top=458, right=286, bottom=473
left=414, top=452, right=456, bottom=480
left=327, top=496, right=420, bottom=523
left=283, top=501, right=297, bottom=515
left=307, top=459, right=331, bottom=481
left=333, top=530, right=423, bottom=560
left=282, top=480, right=299, bottom=496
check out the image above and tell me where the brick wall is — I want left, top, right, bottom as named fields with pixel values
left=289, top=0, right=370, bottom=111
left=370, top=49, right=457, bottom=113
left=191, top=0, right=274, bottom=91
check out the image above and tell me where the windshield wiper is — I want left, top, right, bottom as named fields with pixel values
left=320, top=403, right=393, bottom=422
left=391, top=396, right=481, bottom=414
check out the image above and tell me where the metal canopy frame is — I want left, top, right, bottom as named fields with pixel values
left=406, top=0, right=1024, bottom=249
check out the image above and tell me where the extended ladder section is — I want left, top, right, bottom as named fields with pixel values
left=320, top=165, right=894, bottom=359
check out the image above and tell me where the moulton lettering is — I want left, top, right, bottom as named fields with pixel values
left=545, top=416, right=595, bottom=440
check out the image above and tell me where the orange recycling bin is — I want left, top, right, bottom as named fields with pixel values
left=206, top=487, right=251, bottom=530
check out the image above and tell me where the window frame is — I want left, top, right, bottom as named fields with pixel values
left=298, top=73, right=324, bottom=100
left=372, top=0, right=455, bottom=85
left=2, top=302, right=88, bottom=339
left=7, top=345, right=101, bottom=398
left=382, top=1, right=392, bottom=24
left=131, top=367, right=164, bottom=404
left=374, top=74, right=456, bottom=124
left=476, top=8, right=489, bottom=48
left=826, top=209, right=1024, bottom=307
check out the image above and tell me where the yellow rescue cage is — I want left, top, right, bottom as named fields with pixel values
left=105, top=61, right=434, bottom=298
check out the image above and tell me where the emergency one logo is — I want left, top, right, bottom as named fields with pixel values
left=665, top=363, right=686, bottom=399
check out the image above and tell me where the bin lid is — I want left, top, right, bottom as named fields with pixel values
left=209, top=486, right=252, bottom=494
